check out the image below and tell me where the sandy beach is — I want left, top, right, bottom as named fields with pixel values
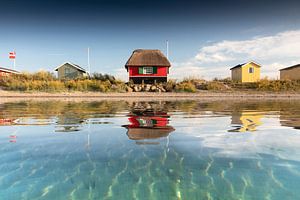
left=1, top=90, right=300, bottom=102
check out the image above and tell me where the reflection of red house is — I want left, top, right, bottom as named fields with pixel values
left=0, top=67, right=20, bottom=77
left=128, top=116, right=169, bottom=128
left=123, top=112, right=174, bottom=142
left=125, top=49, right=171, bottom=84
left=0, top=118, right=14, bottom=125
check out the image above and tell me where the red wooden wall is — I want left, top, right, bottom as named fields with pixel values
left=128, top=66, right=169, bottom=77
left=0, top=71, right=11, bottom=77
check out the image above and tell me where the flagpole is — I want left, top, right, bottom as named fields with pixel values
left=166, top=40, right=169, bottom=59
left=13, top=56, right=16, bottom=70
left=87, top=47, right=90, bottom=76
left=10, top=51, right=16, bottom=70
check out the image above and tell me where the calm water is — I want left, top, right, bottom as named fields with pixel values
left=0, top=100, right=300, bottom=200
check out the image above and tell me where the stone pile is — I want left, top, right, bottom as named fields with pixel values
left=126, top=84, right=168, bottom=92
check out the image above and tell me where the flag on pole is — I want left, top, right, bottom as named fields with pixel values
left=9, top=52, right=16, bottom=59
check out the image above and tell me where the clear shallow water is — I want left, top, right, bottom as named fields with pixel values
left=0, top=100, right=300, bottom=200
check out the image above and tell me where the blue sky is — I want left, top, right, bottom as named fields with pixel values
left=0, top=0, right=300, bottom=80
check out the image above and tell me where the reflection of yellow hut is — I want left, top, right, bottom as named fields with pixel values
left=230, top=111, right=264, bottom=132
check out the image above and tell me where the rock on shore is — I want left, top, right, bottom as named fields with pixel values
left=126, top=84, right=168, bottom=92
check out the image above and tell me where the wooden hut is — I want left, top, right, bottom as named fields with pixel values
left=54, top=62, right=88, bottom=80
left=125, top=49, right=171, bottom=84
left=0, top=67, right=20, bottom=78
left=280, top=64, right=300, bottom=80
left=230, top=61, right=261, bottom=82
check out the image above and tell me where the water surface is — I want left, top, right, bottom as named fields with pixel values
left=0, top=100, right=300, bottom=200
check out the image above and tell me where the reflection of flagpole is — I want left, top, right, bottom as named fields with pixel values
left=166, top=135, right=170, bottom=152
left=9, top=127, right=19, bottom=143
left=86, top=119, right=91, bottom=149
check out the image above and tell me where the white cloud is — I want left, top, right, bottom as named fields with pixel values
left=114, top=68, right=128, bottom=81
left=175, top=30, right=300, bottom=80
left=195, top=52, right=234, bottom=63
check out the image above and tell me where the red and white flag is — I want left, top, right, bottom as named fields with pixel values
left=9, top=52, right=16, bottom=59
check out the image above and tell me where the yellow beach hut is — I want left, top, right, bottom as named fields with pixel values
left=230, top=61, right=261, bottom=82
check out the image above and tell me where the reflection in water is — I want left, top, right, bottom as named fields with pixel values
left=1, top=100, right=300, bottom=130
left=55, top=125, right=82, bottom=132
left=280, top=111, right=300, bottom=130
left=0, top=100, right=300, bottom=199
left=14, top=118, right=56, bottom=125
left=123, top=105, right=175, bottom=144
left=0, top=118, right=15, bottom=125
left=230, top=111, right=264, bottom=132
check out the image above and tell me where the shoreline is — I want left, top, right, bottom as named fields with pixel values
left=1, top=90, right=300, bottom=101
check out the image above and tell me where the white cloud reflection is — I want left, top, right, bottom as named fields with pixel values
left=172, top=116, right=300, bottom=162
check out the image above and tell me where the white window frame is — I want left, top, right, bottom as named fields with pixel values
left=143, top=67, right=153, bottom=74
left=249, top=67, right=254, bottom=74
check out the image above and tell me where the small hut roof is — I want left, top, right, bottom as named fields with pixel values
left=230, top=61, right=261, bottom=70
left=125, top=49, right=171, bottom=69
left=0, top=67, right=20, bottom=74
left=54, top=62, right=87, bottom=73
left=230, top=63, right=246, bottom=70
left=279, top=64, right=300, bottom=71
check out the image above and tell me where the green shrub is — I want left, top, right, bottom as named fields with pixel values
left=206, top=81, right=229, bottom=91
left=175, top=82, right=197, bottom=93
left=257, top=79, right=300, bottom=92
left=165, top=79, right=177, bottom=92
left=0, top=71, right=125, bottom=92
left=2, top=72, right=300, bottom=93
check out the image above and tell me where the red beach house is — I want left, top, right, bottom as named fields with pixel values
left=0, top=67, right=20, bottom=78
left=125, top=49, right=171, bottom=84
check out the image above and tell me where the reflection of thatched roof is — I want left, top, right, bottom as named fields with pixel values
left=125, top=127, right=174, bottom=140
left=125, top=49, right=171, bottom=69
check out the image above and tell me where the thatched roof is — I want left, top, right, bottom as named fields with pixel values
left=125, top=49, right=171, bottom=69
left=125, top=127, right=174, bottom=140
